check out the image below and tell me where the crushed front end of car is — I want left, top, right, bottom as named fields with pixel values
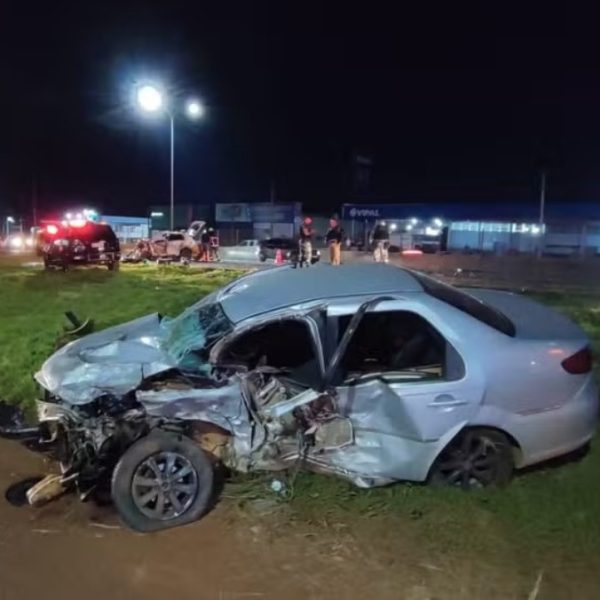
left=0, top=293, right=355, bottom=530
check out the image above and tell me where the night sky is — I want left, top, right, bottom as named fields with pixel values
left=0, top=1, right=594, bottom=219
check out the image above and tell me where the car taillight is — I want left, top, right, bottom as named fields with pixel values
left=562, top=347, right=593, bottom=374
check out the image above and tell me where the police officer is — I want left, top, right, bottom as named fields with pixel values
left=298, top=217, right=314, bottom=267
left=200, top=227, right=211, bottom=262
left=325, top=218, right=344, bottom=265
left=371, top=220, right=390, bottom=263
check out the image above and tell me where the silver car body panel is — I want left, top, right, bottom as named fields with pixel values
left=34, top=314, right=175, bottom=405
left=33, top=264, right=598, bottom=486
left=219, top=239, right=261, bottom=262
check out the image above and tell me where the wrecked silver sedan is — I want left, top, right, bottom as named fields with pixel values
left=2, top=264, right=598, bottom=531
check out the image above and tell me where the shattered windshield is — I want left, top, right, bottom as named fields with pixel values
left=162, top=300, right=233, bottom=371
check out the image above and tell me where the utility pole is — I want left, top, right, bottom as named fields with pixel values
left=169, top=113, right=175, bottom=230
left=539, top=170, right=546, bottom=225
left=31, top=177, right=38, bottom=227
left=537, top=171, right=547, bottom=258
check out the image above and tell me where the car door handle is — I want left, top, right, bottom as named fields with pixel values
left=428, top=394, right=467, bottom=408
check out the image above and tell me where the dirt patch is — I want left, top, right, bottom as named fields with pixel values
left=0, top=440, right=417, bottom=600
left=1, top=440, right=600, bottom=599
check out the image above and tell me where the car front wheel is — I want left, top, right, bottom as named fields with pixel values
left=428, top=428, right=514, bottom=489
left=111, top=431, right=214, bottom=532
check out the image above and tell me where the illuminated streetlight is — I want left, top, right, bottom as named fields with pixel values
left=186, top=99, right=205, bottom=119
left=5, top=216, right=15, bottom=237
left=136, top=84, right=163, bottom=113
left=134, top=83, right=205, bottom=230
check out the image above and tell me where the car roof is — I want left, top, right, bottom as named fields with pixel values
left=217, top=264, right=424, bottom=323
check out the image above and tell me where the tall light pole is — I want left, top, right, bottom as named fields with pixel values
left=5, top=216, right=15, bottom=238
left=136, top=85, right=205, bottom=231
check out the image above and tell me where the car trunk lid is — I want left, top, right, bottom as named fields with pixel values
left=466, top=289, right=587, bottom=341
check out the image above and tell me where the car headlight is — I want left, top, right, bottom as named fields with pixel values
left=9, top=237, right=23, bottom=248
left=316, top=250, right=321, bottom=256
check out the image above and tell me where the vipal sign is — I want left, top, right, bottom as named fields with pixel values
left=348, top=207, right=381, bottom=219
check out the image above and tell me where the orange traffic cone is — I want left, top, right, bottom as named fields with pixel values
left=275, top=248, right=284, bottom=265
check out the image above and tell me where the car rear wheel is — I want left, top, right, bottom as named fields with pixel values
left=179, top=248, right=193, bottom=261
left=258, top=252, right=267, bottom=262
left=111, top=431, right=214, bottom=532
left=428, top=428, right=514, bottom=489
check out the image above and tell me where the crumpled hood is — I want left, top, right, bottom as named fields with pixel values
left=35, top=314, right=176, bottom=405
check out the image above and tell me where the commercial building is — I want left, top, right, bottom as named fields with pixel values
left=148, top=204, right=212, bottom=232
left=100, top=215, right=149, bottom=243
left=342, top=202, right=600, bottom=256
left=215, top=202, right=302, bottom=245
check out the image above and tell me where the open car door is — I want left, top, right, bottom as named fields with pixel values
left=315, top=296, right=486, bottom=486
left=262, top=296, right=485, bottom=487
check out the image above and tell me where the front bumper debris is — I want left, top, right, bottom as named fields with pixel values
left=0, top=400, right=40, bottom=441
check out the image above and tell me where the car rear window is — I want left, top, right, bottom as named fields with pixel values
left=411, top=272, right=516, bottom=337
left=265, top=238, right=294, bottom=249
left=67, top=224, right=117, bottom=243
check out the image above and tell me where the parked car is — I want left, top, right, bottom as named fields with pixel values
left=1, top=264, right=597, bottom=531
left=42, top=222, right=120, bottom=270
left=258, top=237, right=320, bottom=264
left=220, top=239, right=261, bottom=262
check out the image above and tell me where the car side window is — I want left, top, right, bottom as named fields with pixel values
left=336, top=310, right=464, bottom=382
left=167, top=234, right=184, bottom=241
left=218, top=319, right=320, bottom=388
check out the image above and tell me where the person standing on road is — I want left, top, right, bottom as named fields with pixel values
left=325, top=218, right=344, bottom=265
left=200, top=227, right=211, bottom=262
left=208, top=227, right=220, bottom=261
left=371, top=220, right=390, bottom=263
left=298, top=217, right=314, bottom=267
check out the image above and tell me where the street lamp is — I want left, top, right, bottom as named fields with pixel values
left=135, top=83, right=205, bottom=230
left=186, top=99, right=205, bottom=119
left=136, top=85, right=163, bottom=112
left=5, top=216, right=15, bottom=238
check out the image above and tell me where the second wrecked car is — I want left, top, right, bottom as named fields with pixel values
left=1, top=264, right=597, bottom=531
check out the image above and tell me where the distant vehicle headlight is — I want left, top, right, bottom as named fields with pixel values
left=25, top=238, right=34, bottom=247
left=9, top=236, right=23, bottom=248
left=316, top=250, right=321, bottom=256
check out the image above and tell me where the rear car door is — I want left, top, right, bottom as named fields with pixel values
left=166, top=233, right=185, bottom=256
left=322, top=298, right=485, bottom=483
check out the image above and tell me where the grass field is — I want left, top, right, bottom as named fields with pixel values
left=1, top=257, right=599, bottom=594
